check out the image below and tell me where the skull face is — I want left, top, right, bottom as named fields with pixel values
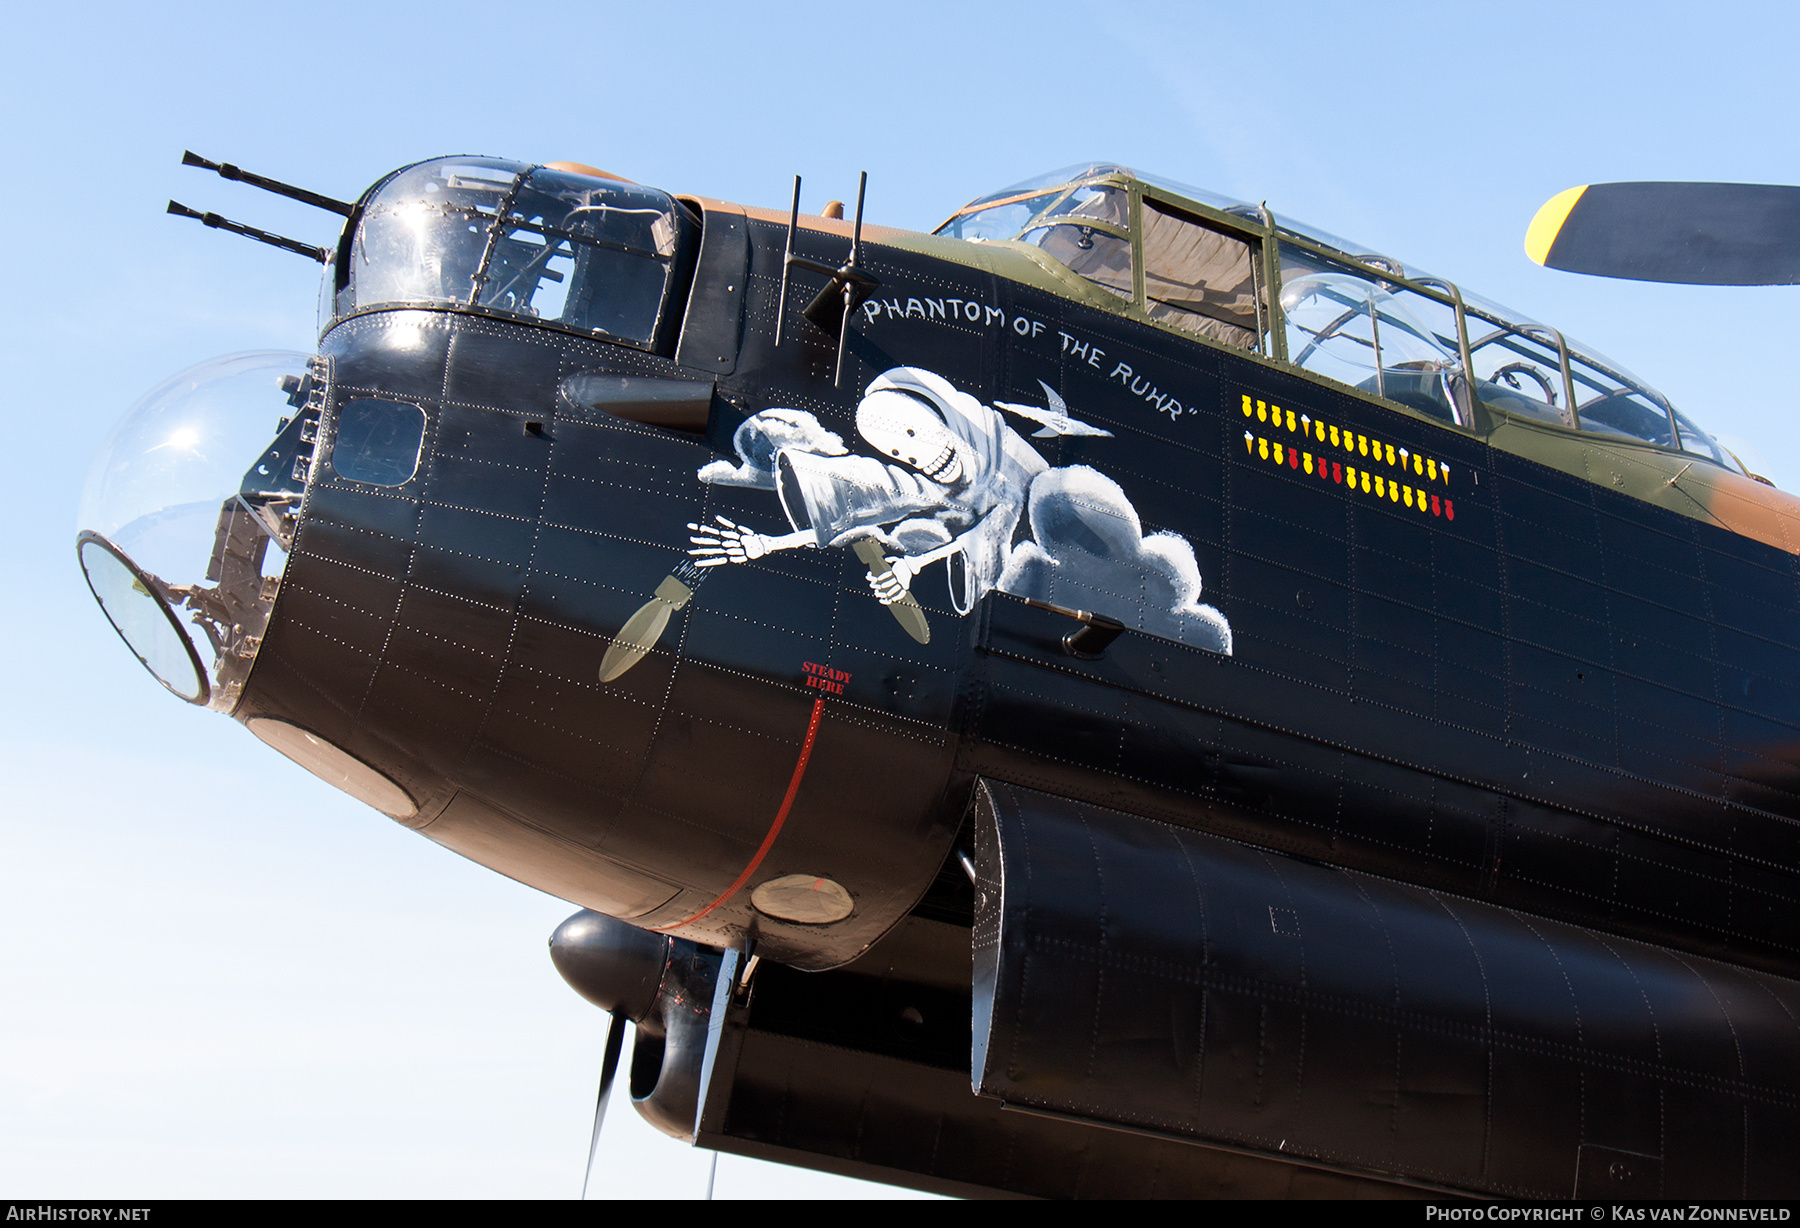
left=856, top=390, right=966, bottom=485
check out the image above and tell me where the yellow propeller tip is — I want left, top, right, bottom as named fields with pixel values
left=1525, top=185, right=1589, bottom=266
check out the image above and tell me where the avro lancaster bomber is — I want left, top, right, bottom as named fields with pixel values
left=78, top=154, right=1800, bottom=1198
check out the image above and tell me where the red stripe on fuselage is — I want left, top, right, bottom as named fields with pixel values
left=653, top=696, right=826, bottom=932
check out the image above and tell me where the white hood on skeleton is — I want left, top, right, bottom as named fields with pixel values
left=856, top=389, right=967, bottom=484
left=856, top=367, right=1034, bottom=489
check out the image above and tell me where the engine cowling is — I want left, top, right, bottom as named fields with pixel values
left=549, top=911, right=720, bottom=1140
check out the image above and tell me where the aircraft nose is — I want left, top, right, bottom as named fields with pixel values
left=76, top=350, right=317, bottom=710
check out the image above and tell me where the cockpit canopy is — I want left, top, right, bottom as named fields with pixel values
left=323, top=157, right=699, bottom=351
left=937, top=164, right=1741, bottom=473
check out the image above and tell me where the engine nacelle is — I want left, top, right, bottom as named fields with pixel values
left=549, top=911, right=721, bottom=1141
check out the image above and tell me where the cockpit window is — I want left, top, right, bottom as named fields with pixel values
left=1564, top=351, right=1728, bottom=462
left=1021, top=189, right=1133, bottom=300
left=1672, top=412, right=1735, bottom=467
left=936, top=182, right=1136, bottom=302
left=938, top=177, right=1264, bottom=350
left=1031, top=223, right=1134, bottom=299
left=340, top=157, right=697, bottom=351
left=943, top=164, right=1745, bottom=471
left=1038, top=185, right=1128, bottom=227
left=1281, top=250, right=1465, bottom=422
left=349, top=158, right=516, bottom=310
left=477, top=168, right=686, bottom=342
left=1143, top=200, right=1259, bottom=349
left=1464, top=319, right=1576, bottom=428
left=959, top=163, right=1132, bottom=210
left=937, top=192, right=1056, bottom=242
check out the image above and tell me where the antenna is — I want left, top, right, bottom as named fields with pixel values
left=850, top=171, right=866, bottom=266
left=775, top=176, right=802, bottom=348
left=833, top=172, right=869, bottom=387
left=181, top=151, right=354, bottom=216
left=166, top=201, right=329, bottom=263
left=775, top=171, right=880, bottom=387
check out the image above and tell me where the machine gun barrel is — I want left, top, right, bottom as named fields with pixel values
left=166, top=200, right=329, bottom=263
left=181, top=150, right=355, bottom=216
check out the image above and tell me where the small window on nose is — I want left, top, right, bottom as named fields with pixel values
left=331, top=398, right=426, bottom=486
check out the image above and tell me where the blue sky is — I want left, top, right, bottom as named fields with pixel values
left=4, top=0, right=1797, bottom=1198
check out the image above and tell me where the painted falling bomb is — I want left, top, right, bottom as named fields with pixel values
left=598, top=559, right=704, bottom=683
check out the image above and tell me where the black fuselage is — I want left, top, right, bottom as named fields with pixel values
left=186, top=178, right=1800, bottom=1198
left=241, top=202, right=1800, bottom=978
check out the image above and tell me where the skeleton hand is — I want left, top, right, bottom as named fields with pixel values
left=866, top=555, right=919, bottom=605
left=688, top=515, right=770, bottom=567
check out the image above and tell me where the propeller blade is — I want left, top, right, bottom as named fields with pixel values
left=1525, top=181, right=1800, bottom=285
left=580, top=1008, right=628, bottom=1200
